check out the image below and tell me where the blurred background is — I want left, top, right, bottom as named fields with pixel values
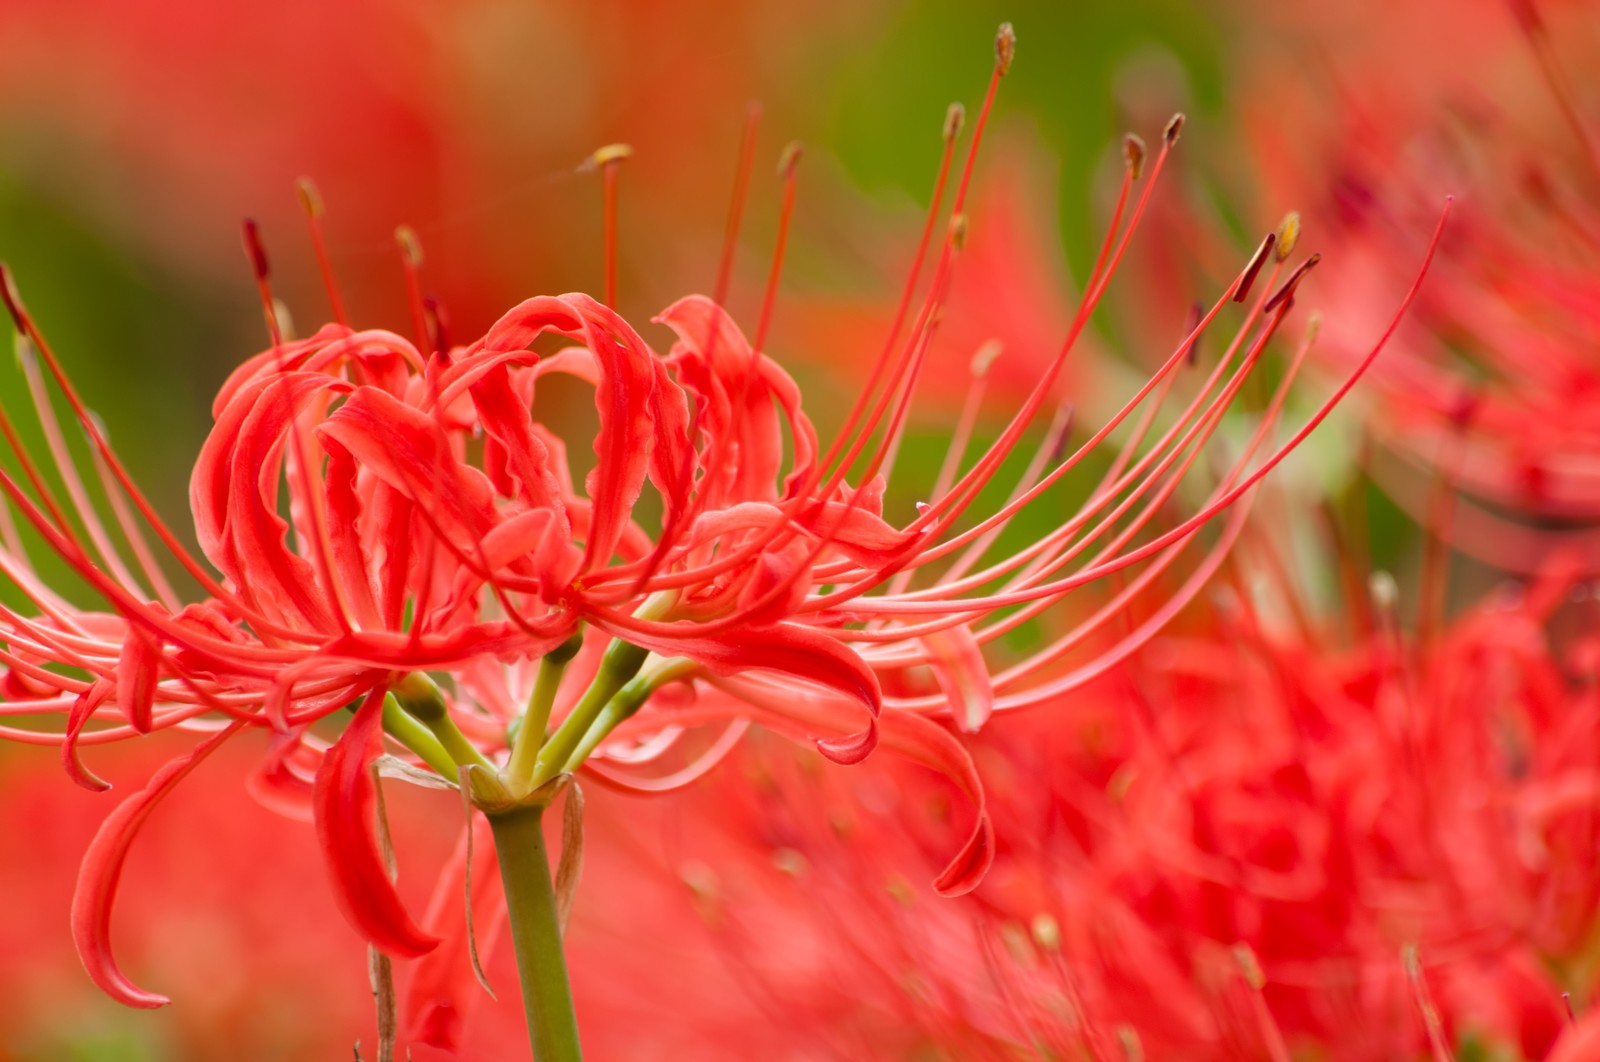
left=0, top=0, right=1590, bottom=1057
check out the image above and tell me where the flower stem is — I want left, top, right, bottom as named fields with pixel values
left=506, top=635, right=583, bottom=790
left=393, top=672, right=494, bottom=771
left=531, top=638, right=648, bottom=787
left=488, top=804, right=583, bottom=1062
left=378, top=694, right=456, bottom=778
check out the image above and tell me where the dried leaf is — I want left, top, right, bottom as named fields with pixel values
left=456, top=766, right=496, bottom=999
left=555, top=780, right=586, bottom=935
left=374, top=754, right=459, bottom=791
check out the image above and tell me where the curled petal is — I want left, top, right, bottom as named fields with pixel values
left=601, top=620, right=880, bottom=765
left=569, top=297, right=660, bottom=570
left=192, top=372, right=343, bottom=629
left=71, top=721, right=244, bottom=1007
left=63, top=679, right=114, bottom=791
left=322, top=443, right=383, bottom=629
left=919, top=623, right=994, bottom=733
left=646, top=358, right=695, bottom=528
left=313, top=687, right=440, bottom=959
left=800, top=499, right=921, bottom=566
left=116, top=622, right=161, bottom=734
left=247, top=729, right=320, bottom=822
left=469, top=294, right=666, bottom=571
left=878, top=711, right=993, bottom=896
left=467, top=361, right=567, bottom=518
left=655, top=296, right=818, bottom=502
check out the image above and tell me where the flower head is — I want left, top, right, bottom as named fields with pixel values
left=0, top=23, right=1443, bottom=1038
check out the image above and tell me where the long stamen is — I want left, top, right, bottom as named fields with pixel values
left=810, top=200, right=1450, bottom=622
left=755, top=142, right=802, bottom=353
left=601, top=187, right=1248, bottom=618
left=730, top=30, right=1017, bottom=635
left=835, top=297, right=1294, bottom=622
left=813, top=100, right=964, bottom=479
left=885, top=340, right=1000, bottom=596
left=241, top=219, right=283, bottom=348
left=715, top=103, right=763, bottom=308
left=939, top=216, right=1301, bottom=593
left=395, top=225, right=431, bottom=357
left=296, top=177, right=349, bottom=327
left=820, top=28, right=1011, bottom=497
left=906, top=112, right=1181, bottom=540
left=14, top=339, right=152, bottom=601
left=630, top=91, right=971, bottom=606
left=84, top=436, right=178, bottom=609
left=827, top=216, right=1268, bottom=602
left=584, top=144, right=634, bottom=308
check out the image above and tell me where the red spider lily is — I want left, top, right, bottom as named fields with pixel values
left=1219, top=0, right=1600, bottom=573
left=0, top=24, right=1446, bottom=1053
left=559, top=557, right=1598, bottom=1061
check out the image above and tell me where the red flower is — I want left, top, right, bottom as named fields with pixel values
left=0, top=25, right=1446, bottom=1047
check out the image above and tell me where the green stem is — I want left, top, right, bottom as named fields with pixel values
left=378, top=695, right=457, bottom=778
left=393, top=672, right=493, bottom=771
left=561, top=657, right=697, bottom=772
left=488, top=805, right=583, bottom=1062
left=531, top=638, right=648, bottom=787
left=506, top=635, right=583, bottom=789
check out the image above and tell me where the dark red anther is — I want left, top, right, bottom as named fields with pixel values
left=995, top=23, right=1016, bottom=76
left=423, top=295, right=451, bottom=361
left=241, top=218, right=270, bottom=281
left=1123, top=134, right=1147, bottom=180
left=1263, top=253, right=1321, bottom=313
left=1234, top=233, right=1276, bottom=303
left=1182, top=301, right=1206, bottom=366
left=0, top=264, right=27, bottom=333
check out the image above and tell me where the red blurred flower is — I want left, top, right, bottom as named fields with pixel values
left=565, top=558, right=1598, bottom=1060
left=1224, top=0, right=1600, bottom=571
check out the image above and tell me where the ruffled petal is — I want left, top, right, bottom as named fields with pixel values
left=317, top=385, right=499, bottom=557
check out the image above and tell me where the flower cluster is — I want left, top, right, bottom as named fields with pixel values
left=561, top=556, right=1600, bottom=1060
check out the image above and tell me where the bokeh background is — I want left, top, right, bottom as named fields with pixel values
left=0, top=0, right=1581, bottom=1057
